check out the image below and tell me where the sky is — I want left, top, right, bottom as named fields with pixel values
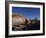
left=12, top=7, right=40, bottom=20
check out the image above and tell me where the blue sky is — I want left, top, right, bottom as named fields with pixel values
left=12, top=7, right=40, bottom=20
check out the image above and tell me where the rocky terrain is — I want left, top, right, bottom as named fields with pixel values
left=12, top=13, right=40, bottom=31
